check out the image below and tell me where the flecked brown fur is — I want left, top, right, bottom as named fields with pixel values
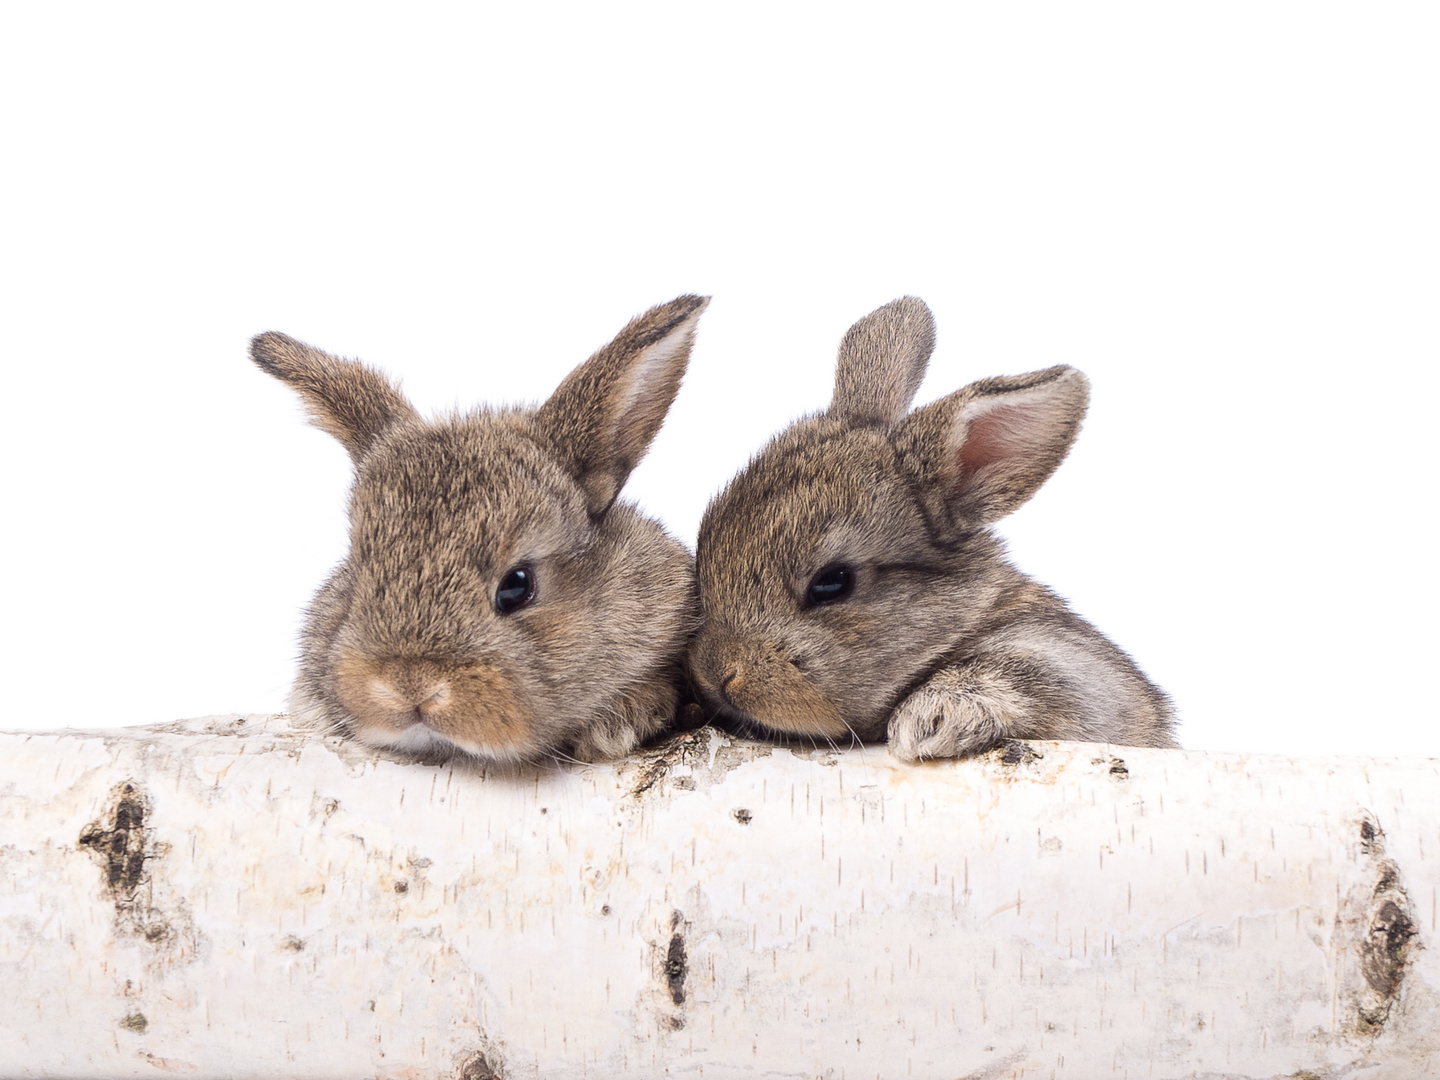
left=252, top=296, right=709, bottom=765
left=690, top=297, right=1176, bottom=759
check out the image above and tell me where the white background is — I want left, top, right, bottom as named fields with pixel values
left=1, top=4, right=1435, bottom=755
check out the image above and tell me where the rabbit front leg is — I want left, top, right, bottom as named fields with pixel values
left=569, top=673, right=682, bottom=762
left=888, top=656, right=1049, bottom=761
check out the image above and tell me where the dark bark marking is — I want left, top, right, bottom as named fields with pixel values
left=665, top=909, right=688, bottom=1007
left=79, top=783, right=150, bottom=897
left=77, top=780, right=199, bottom=959
left=999, top=740, right=1040, bottom=766
left=1347, top=812, right=1420, bottom=1034
left=1361, top=898, right=1417, bottom=999
left=1359, top=817, right=1380, bottom=854
left=458, top=1052, right=500, bottom=1080
left=1090, top=754, right=1128, bottom=778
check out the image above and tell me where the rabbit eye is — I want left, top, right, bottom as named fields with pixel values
left=495, top=566, right=536, bottom=614
left=806, top=564, right=855, bottom=607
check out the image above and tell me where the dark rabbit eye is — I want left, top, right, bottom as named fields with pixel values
left=495, top=566, right=536, bottom=614
left=806, top=564, right=855, bottom=607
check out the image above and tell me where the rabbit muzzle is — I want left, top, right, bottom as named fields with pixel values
left=331, top=653, right=534, bottom=758
left=689, top=630, right=850, bottom=741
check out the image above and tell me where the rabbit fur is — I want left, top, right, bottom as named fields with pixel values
left=252, top=296, right=708, bottom=765
left=690, top=297, right=1177, bottom=759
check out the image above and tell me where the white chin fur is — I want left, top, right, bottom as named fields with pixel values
left=355, top=721, right=534, bottom=766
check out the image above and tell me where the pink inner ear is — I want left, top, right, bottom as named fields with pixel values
left=956, top=399, right=1041, bottom=481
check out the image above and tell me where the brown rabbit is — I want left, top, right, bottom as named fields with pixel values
left=252, top=296, right=708, bottom=765
left=690, top=297, right=1176, bottom=759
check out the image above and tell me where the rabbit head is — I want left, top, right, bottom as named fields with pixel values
left=690, top=297, right=1093, bottom=745
left=254, top=296, right=708, bottom=765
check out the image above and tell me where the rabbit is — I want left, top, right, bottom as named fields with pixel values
left=252, top=295, right=709, bottom=766
left=689, top=296, right=1177, bottom=760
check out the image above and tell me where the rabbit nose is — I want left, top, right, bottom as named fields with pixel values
left=387, top=664, right=451, bottom=717
left=337, top=657, right=452, bottom=725
left=409, top=683, right=451, bottom=720
left=720, top=664, right=748, bottom=696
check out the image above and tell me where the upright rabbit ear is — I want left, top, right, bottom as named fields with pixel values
left=828, top=296, right=936, bottom=427
left=536, top=295, right=709, bottom=516
left=893, top=365, right=1090, bottom=528
left=251, top=332, right=419, bottom=464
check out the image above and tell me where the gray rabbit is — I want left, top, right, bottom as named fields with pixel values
left=253, top=296, right=708, bottom=765
left=689, top=297, right=1176, bottom=759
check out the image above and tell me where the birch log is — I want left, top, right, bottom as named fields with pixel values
left=1, top=715, right=1437, bottom=1079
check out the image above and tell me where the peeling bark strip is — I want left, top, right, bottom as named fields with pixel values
left=628, top=727, right=710, bottom=796
left=3, top=714, right=1440, bottom=1078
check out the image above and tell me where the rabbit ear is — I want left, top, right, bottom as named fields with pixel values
left=829, top=296, right=936, bottom=426
left=536, top=295, right=709, bottom=515
left=251, top=332, right=418, bottom=464
left=893, top=365, right=1089, bottom=527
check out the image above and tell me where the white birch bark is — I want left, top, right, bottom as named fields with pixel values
left=1, top=714, right=1437, bottom=1079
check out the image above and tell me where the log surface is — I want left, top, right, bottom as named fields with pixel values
left=1, top=715, right=1437, bottom=1079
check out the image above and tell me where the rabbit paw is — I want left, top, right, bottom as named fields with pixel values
left=569, top=678, right=679, bottom=763
left=570, top=724, right=642, bottom=763
left=888, top=666, right=1030, bottom=761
